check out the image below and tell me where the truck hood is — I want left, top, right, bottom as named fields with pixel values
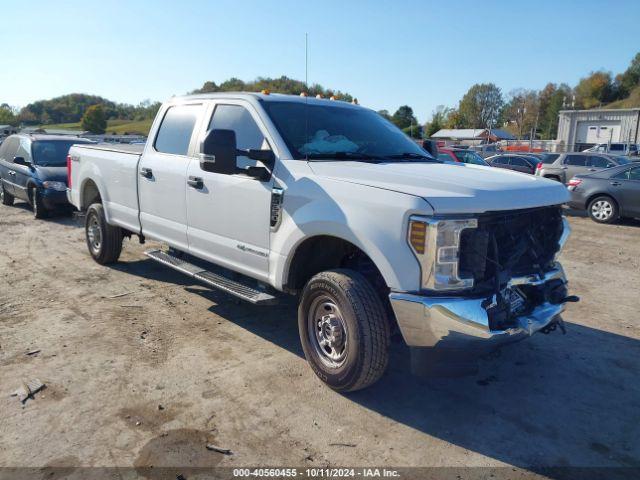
left=34, top=166, right=67, bottom=183
left=309, top=161, right=570, bottom=214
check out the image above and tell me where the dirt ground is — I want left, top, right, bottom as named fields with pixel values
left=1, top=200, right=639, bottom=479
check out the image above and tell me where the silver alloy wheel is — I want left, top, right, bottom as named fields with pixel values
left=307, top=295, right=348, bottom=368
left=87, top=214, right=102, bottom=254
left=591, top=200, right=613, bottom=221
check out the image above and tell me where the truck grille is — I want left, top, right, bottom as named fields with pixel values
left=459, top=206, right=564, bottom=295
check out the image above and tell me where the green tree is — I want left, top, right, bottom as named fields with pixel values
left=0, top=105, right=17, bottom=126
left=616, top=52, right=640, bottom=98
left=391, top=105, right=417, bottom=129
left=191, top=75, right=354, bottom=102
left=575, top=71, right=614, bottom=109
left=458, top=83, right=503, bottom=128
left=537, top=83, right=571, bottom=139
left=377, top=109, right=392, bottom=121
left=81, top=105, right=107, bottom=134
left=424, top=105, right=452, bottom=137
left=502, top=89, right=539, bottom=139
left=402, top=124, right=423, bottom=138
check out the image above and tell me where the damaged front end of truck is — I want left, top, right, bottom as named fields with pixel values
left=390, top=205, right=578, bottom=375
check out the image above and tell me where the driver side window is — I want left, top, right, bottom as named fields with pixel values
left=208, top=105, right=268, bottom=169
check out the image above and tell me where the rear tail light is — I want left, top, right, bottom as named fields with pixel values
left=536, top=162, right=543, bottom=170
left=567, top=178, right=582, bottom=187
left=67, top=154, right=72, bottom=188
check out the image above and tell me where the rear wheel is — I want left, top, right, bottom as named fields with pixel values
left=588, top=196, right=618, bottom=224
left=1, top=183, right=14, bottom=206
left=298, top=269, right=390, bottom=392
left=85, top=203, right=123, bottom=264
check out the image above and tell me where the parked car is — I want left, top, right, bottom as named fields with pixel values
left=437, top=148, right=490, bottom=166
left=67, top=92, right=574, bottom=391
left=0, top=134, right=94, bottom=218
left=535, top=152, right=630, bottom=184
left=525, top=152, right=561, bottom=164
left=486, top=154, right=539, bottom=174
left=583, top=143, right=639, bottom=157
left=567, top=163, right=640, bottom=223
left=468, top=143, right=501, bottom=158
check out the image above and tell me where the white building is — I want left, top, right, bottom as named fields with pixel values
left=556, top=108, right=640, bottom=151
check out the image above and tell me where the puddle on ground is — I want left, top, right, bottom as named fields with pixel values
left=134, top=429, right=224, bottom=480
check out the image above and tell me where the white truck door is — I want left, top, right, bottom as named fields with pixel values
left=138, top=103, right=205, bottom=251
left=186, top=101, right=273, bottom=282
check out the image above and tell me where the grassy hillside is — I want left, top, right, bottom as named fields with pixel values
left=606, top=85, right=640, bottom=108
left=40, top=118, right=153, bottom=135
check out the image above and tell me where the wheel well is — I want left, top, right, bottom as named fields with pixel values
left=286, top=236, right=387, bottom=294
left=81, top=180, right=101, bottom=210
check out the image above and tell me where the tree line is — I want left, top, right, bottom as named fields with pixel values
left=422, top=52, right=640, bottom=140
left=1, top=54, right=639, bottom=136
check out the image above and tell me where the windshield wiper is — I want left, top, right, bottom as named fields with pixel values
left=386, top=152, right=439, bottom=162
left=306, top=152, right=385, bottom=163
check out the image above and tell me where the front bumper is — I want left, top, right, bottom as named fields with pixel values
left=389, top=266, right=567, bottom=355
left=41, top=189, right=70, bottom=209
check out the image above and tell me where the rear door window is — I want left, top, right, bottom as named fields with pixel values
left=565, top=155, right=587, bottom=166
left=589, top=156, right=613, bottom=168
left=628, top=166, right=640, bottom=181
left=510, top=157, right=530, bottom=167
left=154, top=104, right=203, bottom=156
left=492, top=156, right=508, bottom=165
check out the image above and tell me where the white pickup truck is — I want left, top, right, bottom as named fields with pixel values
left=67, top=92, right=575, bottom=391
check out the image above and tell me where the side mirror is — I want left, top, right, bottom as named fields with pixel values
left=200, top=129, right=238, bottom=174
left=13, top=156, right=31, bottom=168
left=422, top=139, right=438, bottom=158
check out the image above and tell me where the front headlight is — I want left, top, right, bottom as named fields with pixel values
left=408, top=216, right=477, bottom=291
left=42, top=181, right=67, bottom=191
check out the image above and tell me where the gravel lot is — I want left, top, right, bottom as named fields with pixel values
left=1, top=200, right=639, bottom=478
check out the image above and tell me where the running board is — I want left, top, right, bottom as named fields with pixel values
left=144, top=249, right=278, bottom=305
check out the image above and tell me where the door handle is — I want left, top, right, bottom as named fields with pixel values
left=8, top=171, right=15, bottom=176
left=610, top=181, right=622, bottom=187
left=139, top=167, right=153, bottom=179
left=187, top=176, right=203, bottom=189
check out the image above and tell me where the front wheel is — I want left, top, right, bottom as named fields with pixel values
left=1, top=183, right=14, bottom=206
left=298, top=269, right=390, bottom=392
left=588, top=196, right=618, bottom=224
left=31, top=188, right=48, bottom=219
left=85, top=203, right=123, bottom=264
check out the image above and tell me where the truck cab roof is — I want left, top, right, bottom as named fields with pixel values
left=172, top=92, right=363, bottom=109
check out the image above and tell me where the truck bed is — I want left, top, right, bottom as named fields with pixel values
left=68, top=143, right=143, bottom=233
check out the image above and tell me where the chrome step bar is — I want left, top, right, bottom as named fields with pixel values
left=144, top=249, right=278, bottom=305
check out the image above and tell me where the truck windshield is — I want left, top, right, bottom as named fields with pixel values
left=32, top=140, right=88, bottom=167
left=262, top=101, right=436, bottom=162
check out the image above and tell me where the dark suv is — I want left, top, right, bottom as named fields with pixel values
left=0, top=134, right=94, bottom=218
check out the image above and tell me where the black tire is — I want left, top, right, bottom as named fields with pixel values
left=1, top=183, right=14, bottom=206
left=31, top=188, right=48, bottom=219
left=588, top=195, right=618, bottom=224
left=85, top=203, right=123, bottom=264
left=298, top=269, right=390, bottom=392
